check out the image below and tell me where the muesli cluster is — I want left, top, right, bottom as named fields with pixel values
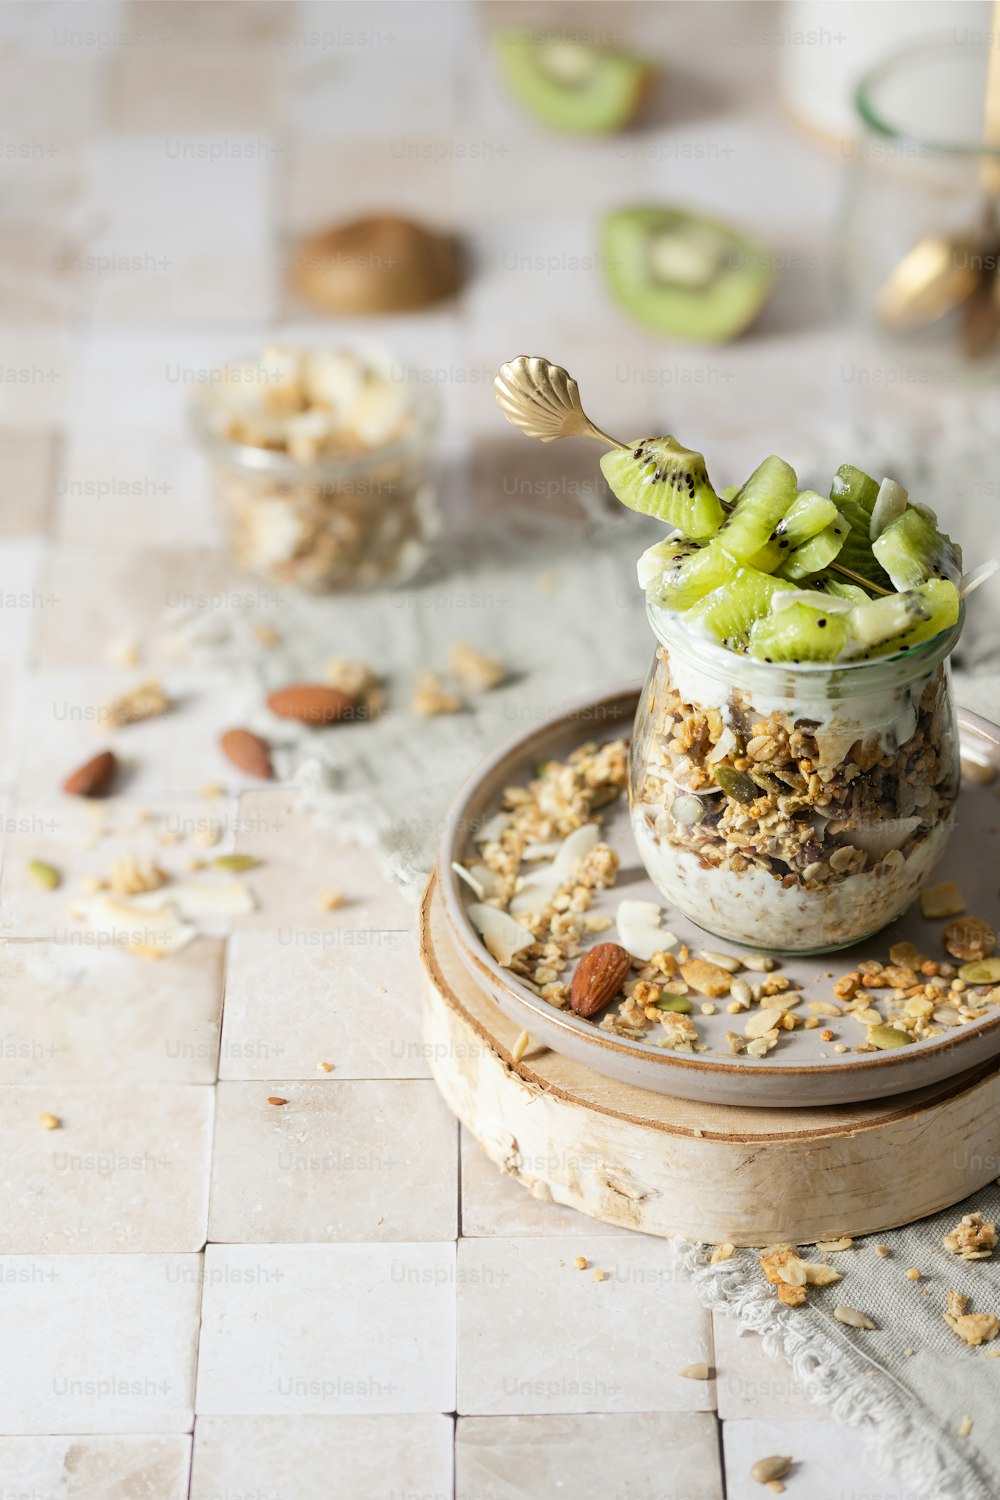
left=632, top=645, right=953, bottom=900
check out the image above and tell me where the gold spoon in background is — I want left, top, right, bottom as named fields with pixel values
left=494, top=355, right=891, bottom=596
left=877, top=7, right=1000, bottom=346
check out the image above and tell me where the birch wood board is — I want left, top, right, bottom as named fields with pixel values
left=421, top=876, right=1000, bottom=1245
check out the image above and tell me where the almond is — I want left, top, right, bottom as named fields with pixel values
left=220, top=727, right=273, bottom=779
left=63, top=749, right=117, bottom=798
left=571, top=942, right=632, bottom=1018
left=266, top=683, right=355, bottom=726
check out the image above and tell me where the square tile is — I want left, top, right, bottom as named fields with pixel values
left=721, top=1418, right=925, bottom=1500
left=54, top=435, right=219, bottom=548
left=713, top=1314, right=822, bottom=1421
left=0, top=327, right=73, bottom=426
left=0, top=536, right=46, bottom=665
left=0, top=1084, right=213, bottom=1251
left=232, top=790, right=413, bottom=932
left=0, top=430, right=53, bottom=533
left=0, top=1435, right=191, bottom=1499
left=208, top=1079, right=457, bottom=1243
left=456, top=1413, right=723, bottom=1500
left=109, top=45, right=283, bottom=130
left=458, top=1237, right=714, bottom=1414
left=190, top=1414, right=453, bottom=1500
left=460, top=1128, right=622, bottom=1237
left=196, top=1243, right=456, bottom=1414
left=220, top=928, right=429, bottom=1080
left=0, top=939, right=225, bottom=1084
left=0, top=1253, right=201, bottom=1433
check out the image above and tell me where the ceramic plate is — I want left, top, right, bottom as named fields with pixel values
left=439, top=684, right=1000, bottom=1107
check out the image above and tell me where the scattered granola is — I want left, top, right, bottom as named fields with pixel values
left=450, top=641, right=506, bottom=692
left=411, top=671, right=462, bottom=717
left=104, top=679, right=170, bottom=728
left=942, top=915, right=996, bottom=963
left=38, top=1113, right=60, bottom=1131
left=109, top=857, right=168, bottom=896
left=944, top=1311, right=999, bottom=1347
left=325, top=656, right=386, bottom=719
left=943, top=1212, right=997, bottom=1260
left=710, top=1242, right=736, bottom=1263
left=319, top=888, right=345, bottom=911
left=920, top=881, right=966, bottom=920
left=946, top=1289, right=969, bottom=1318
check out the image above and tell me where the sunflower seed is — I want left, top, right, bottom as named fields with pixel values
left=834, top=1305, right=876, bottom=1329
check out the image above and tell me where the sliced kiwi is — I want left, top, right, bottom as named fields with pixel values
left=493, top=30, right=651, bottom=134
left=844, top=579, right=961, bottom=658
left=778, top=519, right=849, bottom=580
left=602, top=206, right=773, bottom=343
left=828, top=463, right=891, bottom=589
left=751, top=489, right=838, bottom=570
left=684, top=564, right=795, bottom=651
left=812, top=572, right=870, bottom=607
left=636, top=536, right=698, bottom=592
left=748, top=603, right=849, bottom=663
left=831, top=463, right=880, bottom=514
left=601, top=437, right=724, bottom=539
left=872, top=505, right=963, bottom=591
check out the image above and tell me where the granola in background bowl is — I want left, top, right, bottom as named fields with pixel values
left=192, top=345, right=440, bottom=593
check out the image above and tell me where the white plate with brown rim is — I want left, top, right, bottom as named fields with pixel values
left=439, top=684, right=1000, bottom=1108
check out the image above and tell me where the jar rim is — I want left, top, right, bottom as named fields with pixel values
left=646, top=595, right=964, bottom=695
left=189, top=350, right=441, bottom=479
left=855, top=33, right=999, bottom=159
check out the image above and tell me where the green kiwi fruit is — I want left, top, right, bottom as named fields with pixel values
left=684, top=564, right=795, bottom=651
left=601, top=437, right=724, bottom=539
left=751, top=489, right=838, bottom=570
left=872, top=505, right=963, bottom=591
left=748, top=602, right=849, bottom=662
left=844, top=579, right=961, bottom=658
left=493, top=31, right=651, bottom=134
left=602, top=206, right=773, bottom=343
left=777, top=519, right=849, bottom=580
left=828, top=463, right=891, bottom=589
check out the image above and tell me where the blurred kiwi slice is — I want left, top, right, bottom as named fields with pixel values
left=291, top=215, right=461, bottom=314
left=602, top=206, right=772, bottom=342
left=492, top=29, right=652, bottom=134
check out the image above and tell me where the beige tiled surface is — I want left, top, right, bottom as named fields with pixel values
left=189, top=1414, right=453, bottom=1500
left=0, top=1, right=937, bottom=1495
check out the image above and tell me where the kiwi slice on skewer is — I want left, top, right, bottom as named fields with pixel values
left=601, top=437, right=724, bottom=539
left=828, top=463, right=891, bottom=589
left=493, top=31, right=652, bottom=134
left=602, top=206, right=773, bottom=343
left=872, top=505, right=963, bottom=591
left=752, top=489, right=840, bottom=571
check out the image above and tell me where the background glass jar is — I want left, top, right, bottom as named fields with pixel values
left=630, top=601, right=963, bottom=953
left=192, top=366, right=440, bottom=594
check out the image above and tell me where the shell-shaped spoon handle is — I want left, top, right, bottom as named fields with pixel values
left=494, top=356, right=627, bottom=449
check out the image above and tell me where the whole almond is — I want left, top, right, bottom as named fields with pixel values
left=220, top=727, right=273, bottom=779
left=571, top=942, right=632, bottom=1018
left=63, top=749, right=117, bottom=798
left=266, top=683, right=354, bottom=727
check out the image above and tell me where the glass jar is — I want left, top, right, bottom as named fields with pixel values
left=629, top=600, right=963, bottom=953
left=192, top=370, right=440, bottom=594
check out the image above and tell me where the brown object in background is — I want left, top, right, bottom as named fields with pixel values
left=290, top=214, right=462, bottom=314
left=63, top=750, right=118, bottom=798
left=266, top=684, right=355, bottom=726
left=220, top=728, right=273, bottom=780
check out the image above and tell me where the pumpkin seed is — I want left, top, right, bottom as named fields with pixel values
left=749, top=769, right=785, bottom=795
left=713, top=765, right=757, bottom=804
left=751, top=1456, right=792, bottom=1485
left=669, top=794, right=704, bottom=826
left=834, top=1305, right=876, bottom=1329
left=656, top=994, right=693, bottom=1014
left=27, top=859, right=60, bottom=891
left=958, top=958, right=1000, bottom=984
left=213, top=854, right=259, bottom=872
left=869, top=1024, right=914, bottom=1049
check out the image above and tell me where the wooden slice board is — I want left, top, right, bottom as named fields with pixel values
left=421, top=875, right=1000, bottom=1245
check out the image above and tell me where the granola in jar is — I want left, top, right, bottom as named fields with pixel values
left=629, top=602, right=962, bottom=952
left=192, top=346, right=439, bottom=592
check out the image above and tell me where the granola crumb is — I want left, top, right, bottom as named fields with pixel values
left=943, top=1212, right=997, bottom=1260
left=194, top=823, right=222, bottom=849
left=944, top=1311, right=999, bottom=1346
left=947, top=1290, right=969, bottom=1317
left=38, top=1113, right=60, bottom=1130
left=317, top=1061, right=334, bottom=1073
left=451, top=641, right=506, bottom=692
left=592, top=1267, right=607, bottom=1282
left=906, top=1267, right=922, bottom=1281
left=325, top=656, right=385, bottom=718
left=104, top=678, right=170, bottom=728
left=511, top=1029, right=530, bottom=1065
left=254, top=623, right=280, bottom=647
left=411, top=670, right=462, bottom=717
left=319, top=888, right=345, bottom=911
left=201, top=783, right=224, bottom=799
left=958, top=1416, right=973, bottom=1438
left=574, top=1256, right=588, bottom=1271
left=875, top=1245, right=890, bottom=1257
left=109, top=857, right=168, bottom=896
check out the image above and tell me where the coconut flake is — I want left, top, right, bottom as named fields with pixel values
left=468, top=903, right=534, bottom=967
left=452, top=862, right=501, bottom=902
left=509, top=822, right=600, bottom=916
left=70, top=895, right=199, bottom=957
left=616, top=899, right=677, bottom=962
left=472, top=812, right=509, bottom=845
left=145, top=881, right=255, bottom=918
left=848, top=817, right=922, bottom=860
left=452, top=862, right=486, bottom=900
left=869, top=478, right=908, bottom=541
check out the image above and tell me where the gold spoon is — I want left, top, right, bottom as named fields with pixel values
left=877, top=8, right=1000, bottom=340
left=494, top=355, right=890, bottom=596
